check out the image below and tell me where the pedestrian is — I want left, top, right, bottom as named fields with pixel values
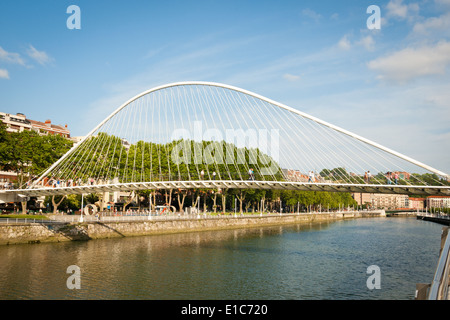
left=394, top=173, right=399, bottom=185
left=364, top=172, right=368, bottom=184
left=308, top=171, right=314, bottom=183
left=213, top=171, right=216, bottom=180
left=367, top=171, right=371, bottom=183
left=200, top=170, right=204, bottom=180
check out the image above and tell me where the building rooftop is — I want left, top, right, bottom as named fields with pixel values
left=0, top=112, right=70, bottom=138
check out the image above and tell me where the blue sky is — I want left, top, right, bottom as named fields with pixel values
left=0, top=0, right=449, bottom=173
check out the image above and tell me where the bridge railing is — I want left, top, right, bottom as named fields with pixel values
left=428, top=227, right=450, bottom=300
left=50, top=211, right=305, bottom=223
left=416, top=227, right=450, bottom=300
left=23, top=171, right=450, bottom=190
left=0, top=218, right=67, bottom=225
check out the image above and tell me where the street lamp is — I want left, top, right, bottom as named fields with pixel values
left=261, top=199, right=264, bottom=217
left=148, top=193, right=152, bottom=220
left=80, top=193, right=84, bottom=222
left=197, top=196, right=200, bottom=219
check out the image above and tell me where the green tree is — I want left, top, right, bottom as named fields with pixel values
left=0, top=128, right=72, bottom=213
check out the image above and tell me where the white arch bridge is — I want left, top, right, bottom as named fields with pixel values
left=1, top=81, right=449, bottom=200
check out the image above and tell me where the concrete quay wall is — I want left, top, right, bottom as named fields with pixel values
left=0, top=210, right=385, bottom=245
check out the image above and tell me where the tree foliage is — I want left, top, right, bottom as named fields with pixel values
left=2, top=124, right=447, bottom=214
left=0, top=123, right=73, bottom=188
left=52, top=133, right=284, bottom=183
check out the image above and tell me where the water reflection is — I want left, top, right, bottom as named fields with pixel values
left=0, top=218, right=443, bottom=300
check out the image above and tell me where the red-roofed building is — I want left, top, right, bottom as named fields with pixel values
left=0, top=112, right=70, bottom=139
left=409, top=197, right=425, bottom=210
left=426, top=196, right=450, bottom=208
left=28, top=119, right=70, bottom=138
left=0, top=112, right=71, bottom=187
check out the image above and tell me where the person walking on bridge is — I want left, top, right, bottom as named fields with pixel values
left=308, top=171, right=314, bottom=183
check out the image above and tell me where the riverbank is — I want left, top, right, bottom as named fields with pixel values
left=417, top=213, right=450, bottom=226
left=0, top=210, right=385, bottom=245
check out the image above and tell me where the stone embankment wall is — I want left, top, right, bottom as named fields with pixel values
left=0, top=211, right=385, bottom=245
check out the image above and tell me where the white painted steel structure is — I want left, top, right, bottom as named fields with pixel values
left=1, top=81, right=449, bottom=198
left=6, top=180, right=450, bottom=197
left=33, top=81, right=450, bottom=181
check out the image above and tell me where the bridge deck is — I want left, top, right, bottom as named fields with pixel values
left=1, top=180, right=449, bottom=198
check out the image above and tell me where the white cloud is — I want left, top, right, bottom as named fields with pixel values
left=26, top=45, right=52, bottom=65
left=338, top=35, right=351, bottom=50
left=413, top=12, right=450, bottom=35
left=330, top=13, right=339, bottom=20
left=0, top=46, right=26, bottom=65
left=301, top=9, right=322, bottom=22
left=367, top=41, right=450, bottom=83
left=337, top=34, right=376, bottom=52
left=435, top=0, right=450, bottom=7
left=302, top=82, right=450, bottom=173
left=0, top=69, right=9, bottom=79
left=357, top=36, right=375, bottom=51
left=283, top=73, right=300, bottom=81
left=386, top=0, right=419, bottom=20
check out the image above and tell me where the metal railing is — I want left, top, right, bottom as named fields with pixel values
left=0, top=209, right=375, bottom=225
left=0, top=218, right=67, bottom=225
left=49, top=211, right=308, bottom=223
left=418, top=213, right=450, bottom=220
left=428, top=227, right=450, bottom=300
left=416, top=227, right=450, bottom=300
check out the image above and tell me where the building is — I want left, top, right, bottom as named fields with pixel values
left=0, top=112, right=71, bottom=186
left=282, top=168, right=331, bottom=183
left=70, top=136, right=84, bottom=144
left=283, top=169, right=308, bottom=182
left=27, top=119, right=70, bottom=138
left=372, top=193, right=408, bottom=209
left=426, top=196, right=450, bottom=208
left=0, top=112, right=32, bottom=133
left=409, top=198, right=425, bottom=210
left=121, top=138, right=131, bottom=151
left=352, top=192, right=409, bottom=209
left=352, top=193, right=373, bottom=207
left=0, top=112, right=70, bottom=138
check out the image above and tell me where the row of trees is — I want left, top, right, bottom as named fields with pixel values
left=45, top=132, right=284, bottom=184
left=46, top=188, right=358, bottom=215
left=0, top=122, right=73, bottom=213
left=319, top=167, right=449, bottom=186
left=29, top=130, right=448, bottom=188
left=0, top=122, right=73, bottom=188
left=2, top=124, right=445, bottom=215
left=39, top=132, right=358, bottom=214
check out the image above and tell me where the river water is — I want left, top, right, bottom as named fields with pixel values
left=0, top=217, right=444, bottom=300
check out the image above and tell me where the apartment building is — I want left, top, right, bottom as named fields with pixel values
left=0, top=111, right=71, bottom=185
left=352, top=192, right=409, bottom=209
left=0, top=112, right=70, bottom=138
